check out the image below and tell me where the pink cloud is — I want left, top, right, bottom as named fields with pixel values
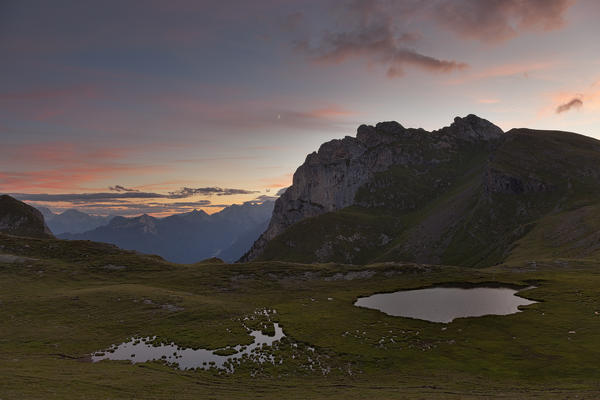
left=296, top=1, right=468, bottom=78
left=476, top=61, right=558, bottom=79
left=300, top=26, right=467, bottom=78
left=0, top=142, right=169, bottom=192
left=260, top=173, right=293, bottom=189
left=0, top=165, right=162, bottom=192
left=434, top=0, right=574, bottom=43
left=303, top=106, right=357, bottom=119
left=445, top=60, right=559, bottom=85
left=295, top=0, right=573, bottom=78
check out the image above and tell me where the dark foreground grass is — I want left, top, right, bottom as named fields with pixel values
left=1, top=234, right=600, bottom=398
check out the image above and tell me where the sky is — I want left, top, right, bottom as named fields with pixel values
left=1, top=0, right=599, bottom=216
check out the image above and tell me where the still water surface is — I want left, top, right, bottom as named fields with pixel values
left=92, top=322, right=285, bottom=371
left=355, top=286, right=537, bottom=323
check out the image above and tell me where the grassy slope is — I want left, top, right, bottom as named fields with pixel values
left=2, top=233, right=600, bottom=398
left=449, top=129, right=600, bottom=266
left=506, top=204, right=600, bottom=263
left=259, top=143, right=492, bottom=265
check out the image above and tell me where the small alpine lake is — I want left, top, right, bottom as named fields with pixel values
left=354, top=285, right=538, bottom=323
left=92, top=322, right=285, bottom=372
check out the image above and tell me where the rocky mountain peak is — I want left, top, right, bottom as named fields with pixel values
left=137, top=214, right=157, bottom=231
left=178, top=209, right=209, bottom=220
left=37, top=206, right=56, bottom=220
left=310, top=136, right=364, bottom=164
left=356, top=121, right=406, bottom=147
left=436, top=114, right=504, bottom=142
left=240, top=114, right=503, bottom=262
left=375, top=121, right=405, bottom=134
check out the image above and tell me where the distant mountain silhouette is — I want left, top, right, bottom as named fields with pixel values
left=60, top=201, right=274, bottom=263
left=0, top=195, right=53, bottom=238
left=38, top=208, right=113, bottom=234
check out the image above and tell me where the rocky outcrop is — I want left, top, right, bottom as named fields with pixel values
left=0, top=195, right=54, bottom=238
left=435, top=115, right=503, bottom=142
left=484, top=169, right=554, bottom=195
left=240, top=114, right=503, bottom=262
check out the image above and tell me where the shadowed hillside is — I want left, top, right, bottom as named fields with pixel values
left=0, top=195, right=54, bottom=238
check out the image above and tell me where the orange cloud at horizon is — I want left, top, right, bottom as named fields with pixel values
left=304, top=106, right=357, bottom=119
left=260, top=172, right=293, bottom=189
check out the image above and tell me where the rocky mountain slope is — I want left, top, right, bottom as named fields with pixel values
left=241, top=115, right=600, bottom=267
left=0, top=195, right=54, bottom=238
left=61, top=201, right=274, bottom=263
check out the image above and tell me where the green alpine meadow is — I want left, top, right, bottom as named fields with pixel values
left=2, top=232, right=600, bottom=398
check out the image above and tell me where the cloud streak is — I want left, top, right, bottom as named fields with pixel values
left=11, top=192, right=173, bottom=202
left=556, top=97, right=583, bottom=114
left=168, top=187, right=260, bottom=198
left=32, top=200, right=228, bottom=218
left=109, top=185, right=139, bottom=192
left=10, top=186, right=260, bottom=203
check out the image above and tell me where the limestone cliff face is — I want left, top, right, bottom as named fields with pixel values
left=240, top=114, right=503, bottom=262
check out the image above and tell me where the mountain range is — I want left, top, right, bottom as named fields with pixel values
left=38, top=207, right=114, bottom=234
left=242, top=114, right=600, bottom=267
left=60, top=201, right=274, bottom=263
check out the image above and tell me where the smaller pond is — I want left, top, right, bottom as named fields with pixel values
left=355, top=286, right=537, bottom=323
left=92, top=322, right=285, bottom=372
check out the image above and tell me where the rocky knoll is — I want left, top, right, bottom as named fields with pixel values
left=241, top=114, right=503, bottom=262
left=0, top=195, right=54, bottom=238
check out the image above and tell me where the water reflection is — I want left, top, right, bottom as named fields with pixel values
left=92, top=322, right=285, bottom=371
left=355, top=286, right=537, bottom=323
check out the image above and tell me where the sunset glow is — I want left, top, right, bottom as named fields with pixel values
left=1, top=0, right=598, bottom=216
